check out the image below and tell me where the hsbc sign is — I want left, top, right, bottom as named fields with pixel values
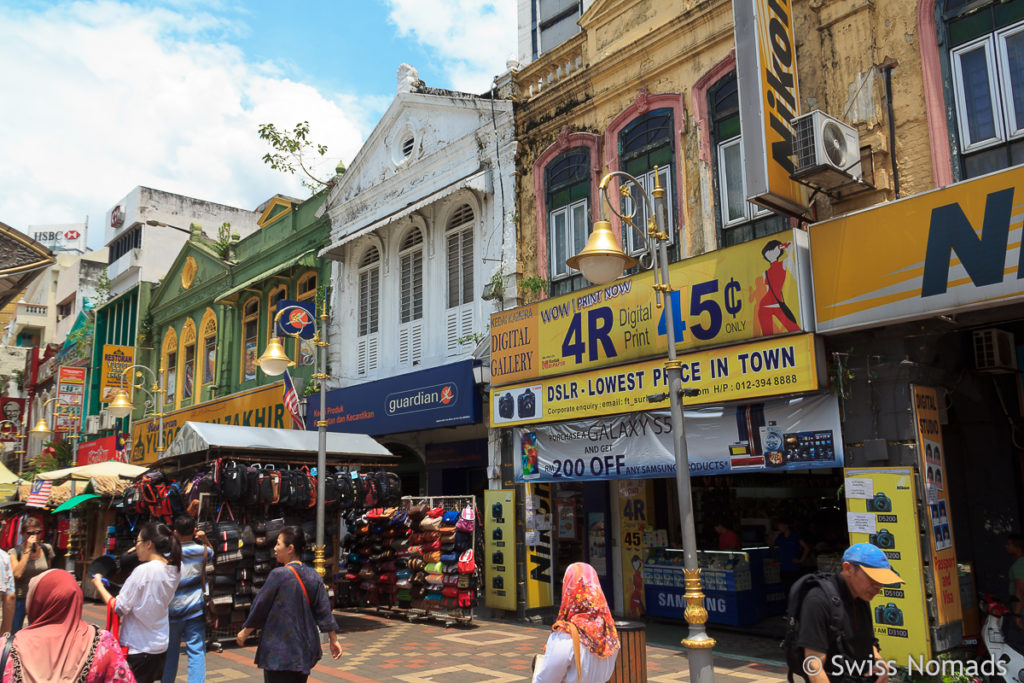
left=31, top=225, right=86, bottom=252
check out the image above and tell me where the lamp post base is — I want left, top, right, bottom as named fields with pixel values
left=313, top=545, right=327, bottom=585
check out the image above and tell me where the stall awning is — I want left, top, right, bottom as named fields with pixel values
left=36, top=461, right=148, bottom=481
left=215, top=250, right=317, bottom=304
left=158, top=422, right=396, bottom=465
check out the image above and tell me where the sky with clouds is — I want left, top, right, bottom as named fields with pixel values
left=0, top=0, right=516, bottom=250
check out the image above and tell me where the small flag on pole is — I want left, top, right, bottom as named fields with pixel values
left=26, top=480, right=52, bottom=508
left=283, top=369, right=305, bottom=430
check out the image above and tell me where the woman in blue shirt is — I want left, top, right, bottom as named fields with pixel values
left=237, top=526, right=341, bottom=682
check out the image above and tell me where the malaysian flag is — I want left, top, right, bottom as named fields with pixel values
left=26, top=480, right=52, bottom=508
left=283, top=369, right=305, bottom=430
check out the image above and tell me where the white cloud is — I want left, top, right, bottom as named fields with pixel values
left=0, top=1, right=374, bottom=250
left=385, top=0, right=516, bottom=93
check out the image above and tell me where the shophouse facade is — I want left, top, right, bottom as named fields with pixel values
left=126, top=193, right=331, bottom=464
left=316, top=66, right=517, bottom=498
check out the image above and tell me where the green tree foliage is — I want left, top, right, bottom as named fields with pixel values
left=258, top=121, right=343, bottom=193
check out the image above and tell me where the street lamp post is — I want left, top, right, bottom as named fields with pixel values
left=567, top=168, right=716, bottom=683
left=257, top=304, right=330, bottom=584
left=28, top=397, right=83, bottom=470
left=106, top=364, right=167, bottom=457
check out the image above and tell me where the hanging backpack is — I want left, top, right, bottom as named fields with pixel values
left=361, top=473, right=379, bottom=508
left=243, top=465, right=261, bottom=507
left=288, top=469, right=311, bottom=509
left=351, top=474, right=366, bottom=507
left=165, top=480, right=185, bottom=519
left=336, top=472, right=353, bottom=510
left=383, top=471, right=402, bottom=505
left=277, top=469, right=295, bottom=507
left=258, top=466, right=277, bottom=505
left=323, top=473, right=341, bottom=511
left=217, top=460, right=246, bottom=502
left=302, top=467, right=317, bottom=509
left=782, top=573, right=854, bottom=683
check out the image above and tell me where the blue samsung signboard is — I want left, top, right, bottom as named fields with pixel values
left=307, top=360, right=481, bottom=435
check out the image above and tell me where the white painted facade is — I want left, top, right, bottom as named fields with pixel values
left=54, top=248, right=108, bottom=341
left=322, top=69, right=517, bottom=385
left=516, top=0, right=594, bottom=66
left=103, top=186, right=260, bottom=298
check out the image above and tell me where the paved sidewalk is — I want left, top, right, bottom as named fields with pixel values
left=83, top=602, right=788, bottom=682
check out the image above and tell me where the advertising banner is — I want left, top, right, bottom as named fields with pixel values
left=618, top=480, right=652, bottom=617
left=912, top=386, right=962, bottom=628
left=77, top=435, right=116, bottom=466
left=734, top=0, right=808, bottom=217
left=131, top=382, right=286, bottom=464
left=490, top=230, right=812, bottom=387
left=811, top=166, right=1024, bottom=332
left=308, top=360, right=480, bottom=435
left=491, top=334, right=823, bottom=427
left=845, top=467, right=931, bottom=662
left=484, top=489, right=517, bottom=611
left=274, top=300, right=316, bottom=339
left=515, top=393, right=842, bottom=483
left=0, top=398, right=25, bottom=441
left=56, top=366, right=86, bottom=433
left=524, top=483, right=554, bottom=609
left=99, top=345, right=135, bottom=403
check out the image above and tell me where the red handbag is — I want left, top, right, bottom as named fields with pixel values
left=105, top=599, right=129, bottom=656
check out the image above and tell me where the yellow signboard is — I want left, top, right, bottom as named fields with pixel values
left=491, top=333, right=823, bottom=427
left=491, top=229, right=811, bottom=387
left=734, top=0, right=808, bottom=217
left=484, top=489, right=517, bottom=611
left=100, top=345, right=135, bottom=403
left=524, top=483, right=554, bottom=609
left=618, top=479, right=652, bottom=618
left=846, top=467, right=931, bottom=662
left=912, top=386, right=962, bottom=627
left=811, top=166, right=1024, bottom=332
left=130, top=382, right=286, bottom=464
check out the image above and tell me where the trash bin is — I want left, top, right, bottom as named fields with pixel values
left=610, top=620, right=647, bottom=682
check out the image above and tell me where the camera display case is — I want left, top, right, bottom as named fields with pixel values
left=643, top=549, right=759, bottom=625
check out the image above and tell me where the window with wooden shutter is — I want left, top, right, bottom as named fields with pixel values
left=358, top=246, right=380, bottom=375
left=445, top=205, right=474, bottom=353
left=399, top=229, right=424, bottom=365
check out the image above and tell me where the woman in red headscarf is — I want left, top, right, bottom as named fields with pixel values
left=0, top=569, right=135, bottom=682
left=533, top=562, right=620, bottom=682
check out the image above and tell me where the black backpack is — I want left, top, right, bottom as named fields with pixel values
left=782, top=573, right=853, bottom=683
left=217, top=460, right=246, bottom=501
left=289, top=469, right=311, bottom=508
left=337, top=472, right=353, bottom=510
left=243, top=466, right=260, bottom=507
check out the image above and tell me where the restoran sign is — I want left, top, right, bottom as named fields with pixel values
left=491, top=334, right=824, bottom=427
left=811, top=166, right=1024, bottom=332
left=490, top=229, right=813, bottom=387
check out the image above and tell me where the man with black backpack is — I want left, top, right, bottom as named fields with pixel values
left=784, top=543, right=904, bottom=683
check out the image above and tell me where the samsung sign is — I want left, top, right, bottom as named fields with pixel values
left=309, top=360, right=480, bottom=435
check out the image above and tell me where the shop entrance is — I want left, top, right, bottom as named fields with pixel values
left=549, top=481, right=614, bottom=607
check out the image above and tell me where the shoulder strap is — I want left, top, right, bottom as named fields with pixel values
left=0, top=634, right=11, bottom=679
left=567, top=623, right=583, bottom=683
left=287, top=565, right=311, bottom=606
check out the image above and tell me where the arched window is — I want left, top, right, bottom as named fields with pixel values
left=944, top=0, right=1024, bottom=178
left=161, top=328, right=178, bottom=408
left=398, top=228, right=424, bottom=365
left=297, top=271, right=317, bottom=302
left=200, top=308, right=217, bottom=388
left=545, top=148, right=590, bottom=296
left=242, top=297, right=259, bottom=382
left=445, top=205, right=474, bottom=354
left=296, top=272, right=318, bottom=367
left=357, top=246, right=380, bottom=375
left=617, top=109, right=682, bottom=260
left=267, top=284, right=287, bottom=346
left=707, top=73, right=787, bottom=246
left=179, top=319, right=196, bottom=403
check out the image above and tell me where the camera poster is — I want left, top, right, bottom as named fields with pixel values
left=845, top=467, right=931, bottom=662
left=484, top=489, right=516, bottom=611
left=912, top=385, right=962, bottom=627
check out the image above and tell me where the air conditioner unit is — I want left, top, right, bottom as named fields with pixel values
left=99, top=410, right=117, bottom=430
left=85, top=415, right=100, bottom=435
left=791, top=110, right=862, bottom=191
left=973, top=329, right=1017, bottom=374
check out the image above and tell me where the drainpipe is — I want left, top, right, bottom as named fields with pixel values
left=880, top=57, right=900, bottom=198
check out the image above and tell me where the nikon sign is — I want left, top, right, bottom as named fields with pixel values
left=734, top=0, right=808, bottom=218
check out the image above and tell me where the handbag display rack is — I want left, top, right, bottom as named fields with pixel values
left=339, top=494, right=479, bottom=627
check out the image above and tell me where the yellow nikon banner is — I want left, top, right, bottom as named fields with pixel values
left=131, top=382, right=286, bottom=464
left=811, top=166, right=1024, bottom=333
left=100, top=345, right=135, bottom=403
left=912, top=385, right=962, bottom=628
left=484, top=489, right=516, bottom=611
left=491, top=334, right=822, bottom=427
left=845, top=467, right=931, bottom=662
left=524, top=482, right=554, bottom=609
left=491, top=229, right=812, bottom=387
left=733, top=0, right=808, bottom=217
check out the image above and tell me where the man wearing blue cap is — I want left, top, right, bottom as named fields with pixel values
left=795, top=543, right=904, bottom=683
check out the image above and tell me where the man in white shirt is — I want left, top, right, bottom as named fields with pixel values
left=0, top=550, right=14, bottom=634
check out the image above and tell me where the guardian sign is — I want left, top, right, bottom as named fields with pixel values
left=810, top=167, right=1024, bottom=332
left=734, top=0, right=808, bottom=218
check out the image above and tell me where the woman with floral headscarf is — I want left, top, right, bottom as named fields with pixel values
left=533, top=563, right=620, bottom=683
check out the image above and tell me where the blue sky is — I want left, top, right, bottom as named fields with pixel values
left=0, top=0, right=516, bottom=250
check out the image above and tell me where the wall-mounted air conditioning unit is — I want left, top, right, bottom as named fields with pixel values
left=791, top=110, right=862, bottom=191
left=85, top=415, right=100, bottom=435
left=99, top=410, right=117, bottom=430
left=973, top=328, right=1017, bottom=374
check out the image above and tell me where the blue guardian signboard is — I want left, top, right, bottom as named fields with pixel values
left=308, top=360, right=481, bottom=435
